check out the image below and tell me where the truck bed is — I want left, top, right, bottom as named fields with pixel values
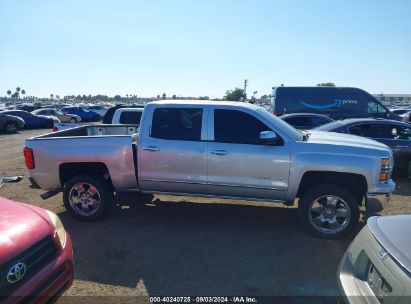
left=41, top=124, right=138, bottom=138
left=26, top=125, right=139, bottom=192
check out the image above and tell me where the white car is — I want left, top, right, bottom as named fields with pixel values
left=112, top=107, right=143, bottom=125
left=391, top=108, right=411, bottom=122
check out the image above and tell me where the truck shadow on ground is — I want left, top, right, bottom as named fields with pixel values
left=59, top=199, right=359, bottom=297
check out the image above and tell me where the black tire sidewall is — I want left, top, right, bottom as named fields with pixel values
left=63, top=175, right=113, bottom=221
left=298, top=184, right=359, bottom=239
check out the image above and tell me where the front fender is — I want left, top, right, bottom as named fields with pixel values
left=287, top=152, right=379, bottom=200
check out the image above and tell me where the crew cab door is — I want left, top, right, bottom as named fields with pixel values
left=207, top=107, right=291, bottom=200
left=138, top=105, right=207, bottom=194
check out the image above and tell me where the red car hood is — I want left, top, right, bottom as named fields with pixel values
left=0, top=197, right=51, bottom=263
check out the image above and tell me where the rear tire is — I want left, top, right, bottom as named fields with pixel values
left=298, top=184, right=359, bottom=239
left=63, top=175, right=114, bottom=221
left=5, top=122, right=18, bottom=133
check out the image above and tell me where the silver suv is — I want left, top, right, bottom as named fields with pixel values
left=338, top=215, right=411, bottom=303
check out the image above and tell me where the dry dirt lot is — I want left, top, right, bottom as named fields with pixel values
left=0, top=129, right=410, bottom=302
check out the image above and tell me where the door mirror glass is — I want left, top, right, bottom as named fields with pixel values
left=259, top=131, right=280, bottom=145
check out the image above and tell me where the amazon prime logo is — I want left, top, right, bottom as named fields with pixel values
left=6, top=262, right=27, bottom=284
left=300, top=99, right=358, bottom=110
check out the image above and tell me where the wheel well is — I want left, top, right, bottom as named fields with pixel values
left=59, top=162, right=111, bottom=187
left=297, top=171, right=367, bottom=204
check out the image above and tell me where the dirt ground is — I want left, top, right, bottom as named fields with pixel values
left=0, top=129, right=410, bottom=302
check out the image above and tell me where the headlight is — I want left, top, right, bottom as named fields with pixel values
left=46, top=210, right=67, bottom=248
left=380, top=157, right=392, bottom=183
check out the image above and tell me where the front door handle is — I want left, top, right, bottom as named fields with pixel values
left=142, top=146, right=160, bottom=152
left=210, top=149, right=229, bottom=156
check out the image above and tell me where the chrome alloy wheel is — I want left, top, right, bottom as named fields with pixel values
left=68, top=182, right=102, bottom=216
left=6, top=123, right=17, bottom=133
left=308, top=195, right=351, bottom=234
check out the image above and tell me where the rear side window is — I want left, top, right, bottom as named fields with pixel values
left=151, top=108, right=203, bottom=141
left=284, top=116, right=313, bottom=128
left=119, top=111, right=142, bottom=124
left=311, top=116, right=332, bottom=127
left=214, top=109, right=272, bottom=144
left=349, top=124, right=380, bottom=137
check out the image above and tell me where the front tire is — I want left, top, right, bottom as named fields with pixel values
left=63, top=175, right=114, bottom=221
left=5, top=122, right=18, bottom=133
left=44, top=120, right=54, bottom=128
left=298, top=184, right=359, bottom=239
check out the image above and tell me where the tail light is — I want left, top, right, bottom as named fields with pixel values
left=274, top=111, right=279, bottom=116
left=52, top=126, right=58, bottom=132
left=24, top=147, right=35, bottom=169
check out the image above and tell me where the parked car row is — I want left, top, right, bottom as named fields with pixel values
left=0, top=110, right=59, bottom=131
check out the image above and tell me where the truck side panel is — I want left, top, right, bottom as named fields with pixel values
left=26, top=136, right=139, bottom=191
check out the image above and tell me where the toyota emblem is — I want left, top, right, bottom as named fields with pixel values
left=6, top=262, right=27, bottom=284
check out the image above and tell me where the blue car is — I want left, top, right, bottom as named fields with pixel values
left=62, top=107, right=101, bottom=122
left=0, top=110, right=57, bottom=129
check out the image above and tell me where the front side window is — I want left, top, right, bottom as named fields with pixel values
left=368, top=101, right=387, bottom=115
left=214, top=109, right=272, bottom=144
left=151, top=108, right=203, bottom=141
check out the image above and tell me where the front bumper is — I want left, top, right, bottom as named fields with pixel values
left=365, top=180, right=395, bottom=213
left=365, top=193, right=390, bottom=213
left=337, top=251, right=365, bottom=304
left=5, top=233, right=74, bottom=304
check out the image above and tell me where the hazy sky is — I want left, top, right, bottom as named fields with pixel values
left=1, top=0, right=410, bottom=98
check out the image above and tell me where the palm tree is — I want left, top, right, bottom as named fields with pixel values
left=7, top=90, right=11, bottom=99
left=50, top=94, right=54, bottom=100
left=21, top=89, right=26, bottom=100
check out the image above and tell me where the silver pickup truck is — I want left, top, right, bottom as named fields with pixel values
left=25, top=101, right=396, bottom=239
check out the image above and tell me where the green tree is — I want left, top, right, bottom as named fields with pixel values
left=156, top=94, right=160, bottom=99
left=7, top=90, right=11, bottom=98
left=172, top=94, right=177, bottom=99
left=162, top=93, right=166, bottom=100
left=317, top=82, right=336, bottom=87
left=223, top=87, right=246, bottom=101
left=11, top=92, right=19, bottom=99
left=114, top=95, right=122, bottom=102
left=198, top=96, right=209, bottom=100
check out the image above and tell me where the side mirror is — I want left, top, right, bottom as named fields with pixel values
left=260, top=131, right=280, bottom=145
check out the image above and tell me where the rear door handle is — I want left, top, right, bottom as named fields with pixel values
left=142, top=146, right=160, bottom=152
left=210, top=149, right=229, bottom=156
